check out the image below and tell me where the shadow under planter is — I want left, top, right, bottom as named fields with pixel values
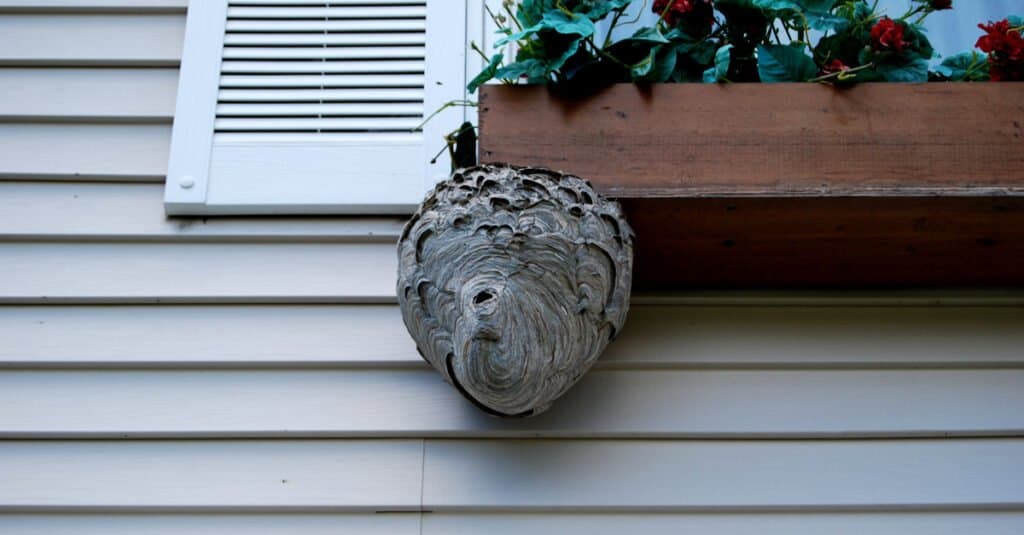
left=478, top=83, right=1024, bottom=290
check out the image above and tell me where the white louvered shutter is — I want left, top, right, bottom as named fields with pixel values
left=165, top=0, right=474, bottom=214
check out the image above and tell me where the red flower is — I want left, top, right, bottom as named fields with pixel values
left=652, top=0, right=714, bottom=30
left=820, top=59, right=851, bottom=76
left=870, top=17, right=910, bottom=53
left=976, top=19, right=1024, bottom=81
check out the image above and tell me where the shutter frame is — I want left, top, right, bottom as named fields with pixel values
left=165, top=0, right=473, bottom=215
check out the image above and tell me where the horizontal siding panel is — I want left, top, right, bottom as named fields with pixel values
left=214, top=116, right=422, bottom=131
left=216, top=103, right=424, bottom=117
left=9, top=240, right=1024, bottom=305
left=4, top=512, right=1023, bottom=534
left=0, top=68, right=177, bottom=121
left=222, top=46, right=426, bottom=60
left=424, top=512, right=1024, bottom=534
left=0, top=242, right=395, bottom=302
left=0, top=124, right=169, bottom=180
left=219, top=88, right=425, bottom=102
left=0, top=440, right=422, bottom=510
left=219, top=60, right=425, bottom=74
left=0, top=14, right=184, bottom=65
left=226, top=18, right=425, bottom=32
left=4, top=439, right=1020, bottom=511
left=613, top=305, right=1024, bottom=368
left=0, top=305, right=417, bottom=367
left=0, top=183, right=406, bottom=241
left=2, top=305, right=1022, bottom=368
left=2, top=368, right=1022, bottom=437
left=227, top=6, right=427, bottom=19
left=423, top=439, right=1024, bottom=509
left=0, top=514, right=419, bottom=534
left=224, top=32, right=425, bottom=46
left=220, top=73, right=426, bottom=88
left=0, top=1, right=186, bottom=11
left=231, top=0, right=426, bottom=4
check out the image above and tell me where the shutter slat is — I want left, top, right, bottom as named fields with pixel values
left=217, top=103, right=423, bottom=116
left=224, top=32, right=424, bottom=46
left=227, top=6, right=426, bottom=19
left=216, top=1, right=430, bottom=137
left=220, top=60, right=423, bottom=73
left=218, top=88, right=424, bottom=101
left=225, top=19, right=425, bottom=32
left=229, top=0, right=426, bottom=4
left=222, top=45, right=424, bottom=60
left=220, top=74, right=425, bottom=88
left=215, top=117, right=422, bottom=131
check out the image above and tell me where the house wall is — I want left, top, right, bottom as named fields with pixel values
left=2, top=2, right=1023, bottom=533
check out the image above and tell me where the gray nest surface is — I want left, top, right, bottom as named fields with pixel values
left=397, top=165, right=634, bottom=417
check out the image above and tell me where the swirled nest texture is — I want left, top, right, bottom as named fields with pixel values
left=397, top=165, right=633, bottom=417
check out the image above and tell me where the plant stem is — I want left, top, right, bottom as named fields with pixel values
left=469, top=41, right=490, bottom=62
left=602, top=8, right=627, bottom=49
left=413, top=100, right=477, bottom=133
left=807, top=62, right=875, bottom=83
left=504, top=3, right=522, bottom=31
left=621, top=0, right=648, bottom=27
left=585, top=37, right=630, bottom=68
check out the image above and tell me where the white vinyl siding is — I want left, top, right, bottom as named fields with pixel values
left=2, top=1, right=1023, bottom=533
left=0, top=68, right=178, bottom=121
left=0, top=10, right=179, bottom=181
left=0, top=13, right=183, bottom=64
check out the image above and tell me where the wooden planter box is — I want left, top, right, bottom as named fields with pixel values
left=479, top=83, right=1024, bottom=290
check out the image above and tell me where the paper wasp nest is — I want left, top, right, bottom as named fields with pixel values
left=397, top=165, right=633, bottom=416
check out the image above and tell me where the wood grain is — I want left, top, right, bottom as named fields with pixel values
left=479, top=84, right=1024, bottom=288
left=479, top=83, right=1024, bottom=196
left=624, top=197, right=1024, bottom=289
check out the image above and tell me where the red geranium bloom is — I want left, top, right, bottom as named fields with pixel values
left=870, top=17, right=910, bottom=53
left=652, top=0, right=714, bottom=30
left=820, top=59, right=851, bottom=76
left=976, top=19, right=1024, bottom=81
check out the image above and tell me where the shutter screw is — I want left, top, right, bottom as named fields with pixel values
left=179, top=176, right=195, bottom=189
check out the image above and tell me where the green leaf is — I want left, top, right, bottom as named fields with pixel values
left=630, top=47, right=658, bottom=80
left=542, top=10, right=596, bottom=37
left=1008, top=15, right=1023, bottom=27
left=651, top=46, right=680, bottom=82
left=627, top=26, right=670, bottom=44
left=752, top=0, right=801, bottom=12
left=933, top=51, right=990, bottom=82
left=515, top=0, right=548, bottom=27
left=631, top=43, right=679, bottom=83
left=494, top=59, right=548, bottom=82
left=496, top=10, right=596, bottom=46
left=575, top=0, right=632, bottom=21
left=902, top=23, right=935, bottom=60
left=467, top=53, right=504, bottom=93
left=757, top=43, right=817, bottom=82
left=800, top=0, right=836, bottom=14
left=547, top=38, right=585, bottom=74
left=808, top=12, right=846, bottom=31
left=703, top=44, right=733, bottom=83
left=687, top=39, right=718, bottom=65
left=715, top=0, right=761, bottom=8
left=876, top=56, right=929, bottom=82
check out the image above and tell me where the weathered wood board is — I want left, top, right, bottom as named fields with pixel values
left=479, top=83, right=1024, bottom=197
left=479, top=84, right=1024, bottom=289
